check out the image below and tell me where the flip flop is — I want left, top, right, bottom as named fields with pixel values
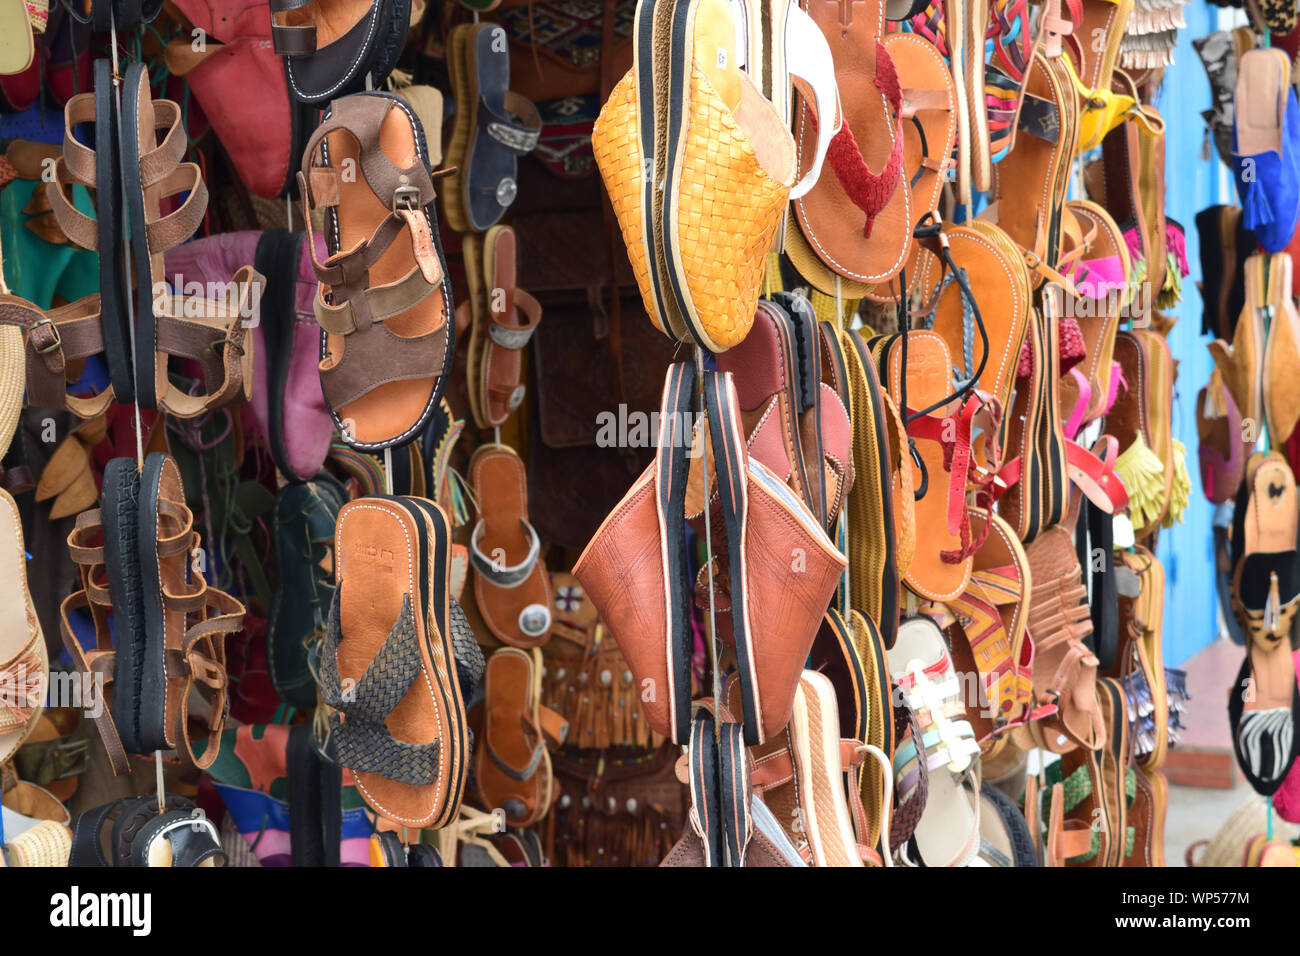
left=791, top=0, right=911, bottom=288
left=463, top=225, right=542, bottom=430
left=470, top=444, right=553, bottom=648
left=444, top=23, right=541, bottom=234
left=299, top=91, right=454, bottom=451
left=473, top=646, right=567, bottom=827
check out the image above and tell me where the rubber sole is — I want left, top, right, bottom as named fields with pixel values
left=121, top=61, right=158, bottom=410
left=103, top=458, right=145, bottom=754
left=133, top=452, right=173, bottom=752
left=94, top=58, right=133, bottom=405
left=979, top=782, right=1038, bottom=866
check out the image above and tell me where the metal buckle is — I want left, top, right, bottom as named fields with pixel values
left=30, top=317, right=61, bottom=355
left=392, top=185, right=420, bottom=212
left=203, top=336, right=245, bottom=358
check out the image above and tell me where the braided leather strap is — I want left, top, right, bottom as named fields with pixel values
left=312, top=588, right=441, bottom=785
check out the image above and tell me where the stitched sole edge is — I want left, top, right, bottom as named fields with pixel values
left=104, top=457, right=144, bottom=754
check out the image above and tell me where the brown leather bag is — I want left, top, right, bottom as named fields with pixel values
left=544, top=746, right=686, bottom=867
left=519, top=158, right=674, bottom=551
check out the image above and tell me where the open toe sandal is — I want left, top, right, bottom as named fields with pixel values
left=463, top=225, right=542, bottom=429
left=444, top=23, right=540, bottom=234
left=889, top=615, right=981, bottom=866
left=61, top=454, right=242, bottom=775
left=473, top=646, right=567, bottom=828
left=70, top=795, right=224, bottom=867
left=470, top=444, right=553, bottom=648
left=313, top=495, right=469, bottom=828
left=119, top=62, right=261, bottom=419
left=1228, top=452, right=1300, bottom=795
left=300, top=91, right=454, bottom=451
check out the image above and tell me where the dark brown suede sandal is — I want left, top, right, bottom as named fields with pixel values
left=299, top=92, right=454, bottom=452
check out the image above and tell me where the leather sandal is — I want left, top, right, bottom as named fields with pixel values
left=270, top=0, right=410, bottom=104
left=945, top=508, right=1034, bottom=748
left=841, top=328, right=903, bottom=647
left=313, top=495, right=469, bottom=828
left=444, top=23, right=540, bottom=234
left=299, top=91, right=454, bottom=451
left=117, top=63, right=262, bottom=418
left=887, top=331, right=974, bottom=602
left=1019, top=516, right=1105, bottom=754
left=1263, top=251, right=1300, bottom=445
left=473, top=646, right=567, bottom=827
left=42, top=59, right=130, bottom=406
left=470, top=444, right=553, bottom=648
left=1197, top=371, right=1246, bottom=505
left=790, top=0, right=911, bottom=289
left=69, top=794, right=224, bottom=868
left=463, top=225, right=542, bottom=429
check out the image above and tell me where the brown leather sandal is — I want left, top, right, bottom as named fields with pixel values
left=473, top=646, right=567, bottom=827
left=114, top=63, right=263, bottom=419
left=463, top=225, right=542, bottom=430
left=470, top=444, right=552, bottom=648
left=299, top=91, right=454, bottom=451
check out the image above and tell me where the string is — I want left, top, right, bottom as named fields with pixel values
left=384, top=447, right=394, bottom=495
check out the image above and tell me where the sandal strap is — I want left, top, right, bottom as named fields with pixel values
left=487, top=288, right=542, bottom=350
left=58, top=93, right=99, bottom=187
left=300, top=96, right=438, bottom=218
left=153, top=265, right=262, bottom=418
left=0, top=296, right=113, bottom=417
left=144, top=164, right=209, bottom=256
left=469, top=517, right=541, bottom=587
left=480, top=90, right=542, bottom=155
left=168, top=585, right=241, bottom=771
left=313, top=587, right=440, bottom=785
left=313, top=261, right=440, bottom=336
left=59, top=589, right=129, bottom=776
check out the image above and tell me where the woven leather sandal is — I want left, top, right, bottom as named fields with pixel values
left=299, top=92, right=453, bottom=451
left=116, top=62, right=262, bottom=418
left=313, top=495, right=469, bottom=829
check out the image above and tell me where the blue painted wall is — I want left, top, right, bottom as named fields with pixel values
left=1148, top=0, right=1225, bottom=666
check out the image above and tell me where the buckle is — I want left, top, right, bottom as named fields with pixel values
left=393, top=184, right=420, bottom=212
left=203, top=336, right=245, bottom=358
left=30, top=317, right=61, bottom=355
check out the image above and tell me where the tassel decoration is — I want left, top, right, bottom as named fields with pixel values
left=1163, top=438, right=1190, bottom=528
left=1243, top=180, right=1274, bottom=231
left=1116, top=432, right=1168, bottom=531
